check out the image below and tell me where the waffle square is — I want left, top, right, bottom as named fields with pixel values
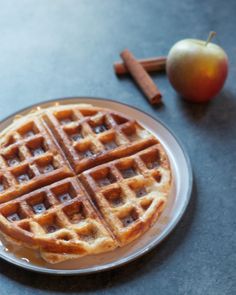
left=0, top=177, right=117, bottom=263
left=79, top=144, right=171, bottom=245
left=0, top=116, right=73, bottom=204
left=43, top=105, right=158, bottom=173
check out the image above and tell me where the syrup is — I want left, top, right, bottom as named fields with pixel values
left=0, top=234, right=47, bottom=267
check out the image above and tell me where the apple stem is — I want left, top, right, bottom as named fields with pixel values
left=205, top=31, right=216, bottom=46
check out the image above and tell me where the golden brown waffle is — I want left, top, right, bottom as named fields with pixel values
left=0, top=103, right=172, bottom=263
left=0, top=177, right=117, bottom=263
left=79, top=144, right=171, bottom=245
left=43, top=104, right=157, bottom=173
left=0, top=116, right=73, bottom=204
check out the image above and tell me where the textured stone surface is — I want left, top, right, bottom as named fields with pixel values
left=0, top=1, right=236, bottom=294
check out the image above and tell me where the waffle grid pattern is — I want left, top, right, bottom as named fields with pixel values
left=0, top=117, right=73, bottom=203
left=43, top=106, right=157, bottom=173
left=0, top=105, right=171, bottom=263
left=0, top=178, right=116, bottom=260
left=79, top=144, right=170, bottom=245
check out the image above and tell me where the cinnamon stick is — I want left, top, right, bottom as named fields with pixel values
left=120, top=49, right=162, bottom=105
left=114, top=56, right=166, bottom=75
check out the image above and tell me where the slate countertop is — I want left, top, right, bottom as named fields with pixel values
left=0, top=1, right=235, bottom=294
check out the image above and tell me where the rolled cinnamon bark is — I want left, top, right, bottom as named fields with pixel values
left=120, top=49, right=162, bottom=105
left=114, top=56, right=166, bottom=75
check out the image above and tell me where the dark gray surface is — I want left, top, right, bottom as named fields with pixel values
left=0, top=1, right=235, bottom=294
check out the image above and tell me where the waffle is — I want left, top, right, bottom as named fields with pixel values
left=79, top=144, right=171, bottom=245
left=0, top=115, right=73, bottom=204
left=0, top=103, right=172, bottom=263
left=0, top=177, right=117, bottom=263
left=43, top=104, right=157, bottom=173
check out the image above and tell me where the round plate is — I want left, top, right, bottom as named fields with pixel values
left=0, top=97, right=192, bottom=275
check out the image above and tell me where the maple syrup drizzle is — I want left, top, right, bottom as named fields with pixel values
left=0, top=235, right=47, bottom=267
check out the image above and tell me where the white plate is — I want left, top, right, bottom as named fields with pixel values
left=0, top=97, right=192, bottom=275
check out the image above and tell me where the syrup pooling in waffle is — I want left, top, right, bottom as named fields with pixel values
left=0, top=117, right=73, bottom=203
left=0, top=177, right=116, bottom=263
left=0, top=104, right=172, bottom=263
left=43, top=105, right=158, bottom=173
left=79, top=144, right=171, bottom=246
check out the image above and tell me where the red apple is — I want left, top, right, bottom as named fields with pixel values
left=166, top=32, right=228, bottom=102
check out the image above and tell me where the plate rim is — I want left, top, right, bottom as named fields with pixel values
left=0, top=96, right=193, bottom=275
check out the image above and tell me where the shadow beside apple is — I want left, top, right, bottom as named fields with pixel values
left=176, top=94, right=212, bottom=120
left=176, top=89, right=236, bottom=136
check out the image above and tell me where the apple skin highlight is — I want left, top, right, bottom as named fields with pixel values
left=166, top=39, right=229, bottom=102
